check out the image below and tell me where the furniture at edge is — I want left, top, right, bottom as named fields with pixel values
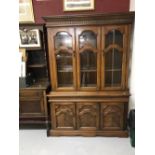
left=43, top=12, right=134, bottom=136
left=19, top=24, right=50, bottom=128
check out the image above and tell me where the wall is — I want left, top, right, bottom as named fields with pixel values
left=129, top=0, right=135, bottom=110
left=130, top=0, right=135, bottom=11
left=32, top=0, right=130, bottom=23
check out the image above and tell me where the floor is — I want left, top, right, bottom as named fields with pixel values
left=19, top=130, right=135, bottom=155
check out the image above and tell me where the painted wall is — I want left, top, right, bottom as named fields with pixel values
left=32, top=0, right=130, bottom=23
left=129, top=0, right=135, bottom=110
left=130, top=0, right=135, bottom=11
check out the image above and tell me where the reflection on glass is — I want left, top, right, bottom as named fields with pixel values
left=79, top=31, right=97, bottom=48
left=105, top=71, right=112, bottom=86
left=113, top=50, right=122, bottom=69
left=56, top=51, right=73, bottom=87
left=81, top=72, right=97, bottom=87
left=113, top=71, right=122, bottom=84
left=80, top=50, right=97, bottom=87
left=105, top=29, right=123, bottom=48
left=55, top=32, right=72, bottom=49
left=80, top=50, right=97, bottom=70
left=57, top=72, right=73, bottom=87
left=105, top=48, right=122, bottom=87
left=115, top=30, right=123, bottom=47
left=104, top=28, right=123, bottom=87
left=105, top=49, right=122, bottom=70
left=105, top=50, right=112, bottom=70
left=105, top=31, right=113, bottom=48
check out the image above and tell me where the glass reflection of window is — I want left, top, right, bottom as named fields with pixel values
left=54, top=32, right=72, bottom=50
left=105, top=29, right=123, bottom=48
left=79, top=31, right=97, bottom=48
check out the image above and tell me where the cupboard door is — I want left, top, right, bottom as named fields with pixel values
left=47, top=28, right=76, bottom=90
left=51, top=102, right=76, bottom=130
left=101, top=103, right=124, bottom=130
left=101, top=25, right=128, bottom=90
left=76, top=27, right=101, bottom=90
left=77, top=103, right=99, bottom=130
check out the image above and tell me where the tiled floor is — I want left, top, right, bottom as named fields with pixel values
left=19, top=130, right=135, bottom=155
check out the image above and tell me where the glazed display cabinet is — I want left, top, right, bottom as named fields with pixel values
left=43, top=12, right=134, bottom=136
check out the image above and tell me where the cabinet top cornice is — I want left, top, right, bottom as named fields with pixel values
left=43, top=12, right=135, bottom=27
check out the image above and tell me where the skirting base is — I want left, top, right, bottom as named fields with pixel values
left=47, top=130, right=128, bottom=137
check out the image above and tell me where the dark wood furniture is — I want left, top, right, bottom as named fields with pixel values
left=43, top=12, right=134, bottom=136
left=19, top=24, right=50, bottom=128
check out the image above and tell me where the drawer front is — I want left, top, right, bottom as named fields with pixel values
left=77, top=103, right=99, bottom=130
left=19, top=97, right=44, bottom=116
left=101, top=103, right=125, bottom=130
left=19, top=90, right=43, bottom=98
left=51, top=102, right=76, bottom=130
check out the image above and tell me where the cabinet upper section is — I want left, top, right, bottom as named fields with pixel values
left=44, top=13, right=134, bottom=91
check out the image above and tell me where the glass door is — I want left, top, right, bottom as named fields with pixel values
left=48, top=28, right=76, bottom=90
left=76, top=27, right=100, bottom=90
left=101, top=25, right=127, bottom=89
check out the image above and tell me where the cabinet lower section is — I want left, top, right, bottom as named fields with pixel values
left=47, top=93, right=129, bottom=137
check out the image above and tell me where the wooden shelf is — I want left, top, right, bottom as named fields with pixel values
left=27, top=64, right=46, bottom=68
left=58, top=70, right=73, bottom=73
left=105, top=69, right=121, bottom=72
left=56, top=55, right=72, bottom=59
left=81, top=84, right=96, bottom=87
left=26, top=78, right=49, bottom=88
left=81, top=69, right=96, bottom=72
left=57, top=67, right=73, bottom=72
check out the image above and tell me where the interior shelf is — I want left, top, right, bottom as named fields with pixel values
left=27, top=64, right=46, bottom=68
left=57, top=67, right=73, bottom=72
left=81, top=69, right=96, bottom=72
left=105, top=69, right=121, bottom=71
left=28, top=78, right=49, bottom=88
left=56, top=55, right=72, bottom=58
left=57, top=70, right=73, bottom=73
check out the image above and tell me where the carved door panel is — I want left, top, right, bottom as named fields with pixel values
left=101, top=103, right=124, bottom=130
left=77, top=103, right=99, bottom=130
left=51, top=102, right=76, bottom=130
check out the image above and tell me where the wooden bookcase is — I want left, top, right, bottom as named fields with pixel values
left=19, top=24, right=50, bottom=128
left=43, top=12, right=134, bottom=136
